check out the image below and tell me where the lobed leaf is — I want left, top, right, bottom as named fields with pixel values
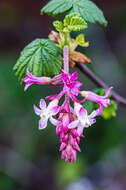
left=63, top=13, right=87, bottom=32
left=41, top=0, right=72, bottom=17
left=53, top=21, right=64, bottom=32
left=53, top=13, right=87, bottom=33
left=13, top=39, right=62, bottom=82
left=101, top=100, right=117, bottom=120
left=41, top=0, right=108, bottom=26
left=76, top=34, right=89, bottom=47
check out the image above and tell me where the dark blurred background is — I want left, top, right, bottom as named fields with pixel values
left=0, top=0, right=126, bottom=190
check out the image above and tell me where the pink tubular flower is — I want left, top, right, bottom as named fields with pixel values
left=80, top=87, right=112, bottom=115
left=56, top=99, right=70, bottom=139
left=62, top=70, right=82, bottom=96
left=34, top=99, right=60, bottom=130
left=22, top=69, right=51, bottom=91
left=22, top=69, right=63, bottom=91
left=61, top=144, right=77, bottom=162
left=62, top=70, right=84, bottom=103
left=68, top=103, right=98, bottom=135
left=46, top=70, right=83, bottom=102
left=60, top=131, right=81, bottom=163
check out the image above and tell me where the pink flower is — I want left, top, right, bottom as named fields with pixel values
left=68, top=103, right=98, bottom=135
left=56, top=99, right=70, bottom=138
left=62, top=70, right=82, bottom=96
left=80, top=87, right=112, bottom=115
left=22, top=69, right=51, bottom=91
left=61, top=144, right=77, bottom=162
left=68, top=135, right=81, bottom=152
left=46, top=71, right=83, bottom=102
left=34, top=99, right=60, bottom=130
left=22, top=69, right=63, bottom=91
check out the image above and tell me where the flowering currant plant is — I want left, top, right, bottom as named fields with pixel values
left=13, top=0, right=119, bottom=162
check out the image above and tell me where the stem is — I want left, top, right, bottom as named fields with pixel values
left=63, top=46, right=69, bottom=73
left=64, top=32, right=70, bottom=46
left=76, top=63, right=126, bottom=106
left=63, top=45, right=70, bottom=102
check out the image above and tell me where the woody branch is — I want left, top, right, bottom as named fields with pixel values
left=76, top=62, right=126, bottom=107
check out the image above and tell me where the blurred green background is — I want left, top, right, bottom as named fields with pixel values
left=0, top=0, right=126, bottom=190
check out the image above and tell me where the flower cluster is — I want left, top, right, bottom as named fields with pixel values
left=22, top=46, right=112, bottom=162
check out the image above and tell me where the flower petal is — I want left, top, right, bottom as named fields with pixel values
left=33, top=104, right=41, bottom=115
left=46, top=90, right=65, bottom=101
left=21, top=76, right=28, bottom=82
left=105, top=87, right=113, bottom=98
left=96, top=104, right=103, bottom=116
left=100, top=99, right=110, bottom=107
left=69, top=93, right=85, bottom=104
left=60, top=143, right=66, bottom=151
left=77, top=124, right=84, bottom=136
left=71, top=72, right=78, bottom=81
left=48, top=99, right=58, bottom=110
left=26, top=69, right=34, bottom=78
left=89, top=109, right=98, bottom=118
left=74, top=102, right=82, bottom=117
left=68, top=120, right=79, bottom=129
left=49, top=117, right=59, bottom=126
left=90, top=118, right=96, bottom=125
left=62, top=114, right=69, bottom=127
left=71, top=81, right=82, bottom=96
left=39, top=99, right=46, bottom=110
left=46, top=94, right=58, bottom=101
left=50, top=106, right=60, bottom=115
left=24, top=83, right=32, bottom=91
left=39, top=118, right=48, bottom=130
left=74, top=81, right=82, bottom=88
left=61, top=71, right=68, bottom=83
left=79, top=107, right=87, bottom=117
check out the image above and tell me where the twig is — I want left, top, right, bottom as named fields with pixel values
left=76, top=63, right=126, bottom=107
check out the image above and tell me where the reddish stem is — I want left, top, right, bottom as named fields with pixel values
left=63, top=46, right=69, bottom=73
left=76, top=63, right=126, bottom=106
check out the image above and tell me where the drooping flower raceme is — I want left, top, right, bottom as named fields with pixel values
left=22, top=45, right=112, bottom=162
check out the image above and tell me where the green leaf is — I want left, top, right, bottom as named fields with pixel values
left=68, top=0, right=108, bottom=27
left=53, top=13, right=87, bottom=33
left=76, top=34, right=89, bottom=47
left=41, top=0, right=73, bottom=17
left=41, top=0, right=108, bottom=26
left=63, top=13, right=87, bottom=32
left=53, top=21, right=64, bottom=32
left=82, top=100, right=94, bottom=114
left=13, top=39, right=62, bottom=82
left=101, top=100, right=117, bottom=120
